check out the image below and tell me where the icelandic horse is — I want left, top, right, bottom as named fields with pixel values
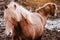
left=4, top=1, right=57, bottom=40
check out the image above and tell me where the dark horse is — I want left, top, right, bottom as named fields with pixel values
left=4, top=1, right=57, bottom=40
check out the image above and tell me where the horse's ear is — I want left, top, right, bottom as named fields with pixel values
left=14, top=4, right=16, bottom=9
left=4, top=5, right=8, bottom=9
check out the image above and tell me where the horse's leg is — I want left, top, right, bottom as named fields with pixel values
left=19, top=36, right=22, bottom=40
left=12, top=36, right=19, bottom=40
left=11, top=28, right=19, bottom=40
left=35, top=36, right=42, bottom=40
left=12, top=32, right=20, bottom=40
left=12, top=26, right=22, bottom=40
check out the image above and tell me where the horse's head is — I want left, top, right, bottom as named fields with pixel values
left=4, top=2, right=20, bottom=36
left=4, top=1, right=23, bottom=22
left=35, top=3, right=57, bottom=17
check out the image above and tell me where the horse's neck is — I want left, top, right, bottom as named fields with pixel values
left=16, top=5, right=31, bottom=19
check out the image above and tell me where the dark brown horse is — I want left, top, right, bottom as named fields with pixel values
left=4, top=2, right=57, bottom=40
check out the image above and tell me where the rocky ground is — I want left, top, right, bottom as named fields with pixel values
left=0, top=0, right=60, bottom=40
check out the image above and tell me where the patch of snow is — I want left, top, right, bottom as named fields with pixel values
left=45, top=18, right=60, bottom=32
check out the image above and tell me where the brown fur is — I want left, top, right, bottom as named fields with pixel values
left=4, top=2, right=57, bottom=40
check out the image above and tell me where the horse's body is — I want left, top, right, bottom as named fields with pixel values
left=4, top=1, right=57, bottom=40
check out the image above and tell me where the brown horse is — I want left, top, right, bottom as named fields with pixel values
left=4, top=2, right=57, bottom=40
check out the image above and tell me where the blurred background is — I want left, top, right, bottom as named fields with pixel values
left=0, top=0, right=60, bottom=40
